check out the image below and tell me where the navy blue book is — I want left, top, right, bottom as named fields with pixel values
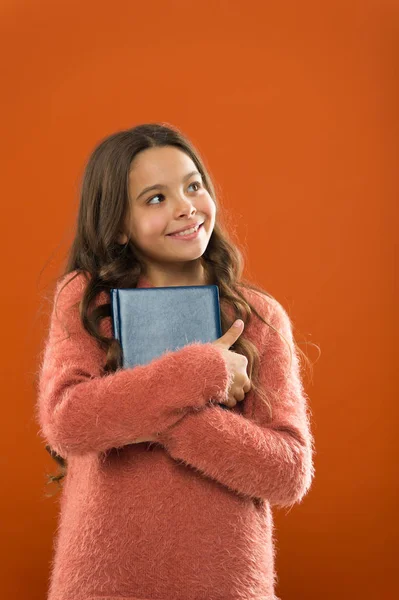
left=110, top=284, right=223, bottom=369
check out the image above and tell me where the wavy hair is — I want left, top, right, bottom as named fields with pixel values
left=40, top=122, right=315, bottom=494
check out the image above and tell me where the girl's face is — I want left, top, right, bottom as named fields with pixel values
left=119, top=146, right=216, bottom=282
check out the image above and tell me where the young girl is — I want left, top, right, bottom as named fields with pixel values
left=36, top=122, right=315, bottom=600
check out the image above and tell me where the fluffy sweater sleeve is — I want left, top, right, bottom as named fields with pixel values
left=35, top=272, right=233, bottom=458
left=156, top=296, right=316, bottom=508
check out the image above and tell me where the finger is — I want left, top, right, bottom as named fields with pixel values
left=217, top=320, right=244, bottom=349
left=236, top=389, right=245, bottom=401
left=243, top=380, right=252, bottom=393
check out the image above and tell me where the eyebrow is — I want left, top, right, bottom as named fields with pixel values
left=136, top=170, right=201, bottom=201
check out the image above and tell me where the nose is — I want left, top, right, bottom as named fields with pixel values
left=173, top=193, right=196, bottom=216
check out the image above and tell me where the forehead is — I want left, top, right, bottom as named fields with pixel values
left=129, top=146, right=197, bottom=189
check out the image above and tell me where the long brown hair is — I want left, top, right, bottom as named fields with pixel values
left=41, top=122, right=315, bottom=493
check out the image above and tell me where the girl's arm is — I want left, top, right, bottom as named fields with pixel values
left=156, top=299, right=315, bottom=508
left=35, top=273, right=232, bottom=459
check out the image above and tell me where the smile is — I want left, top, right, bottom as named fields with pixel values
left=167, top=222, right=204, bottom=240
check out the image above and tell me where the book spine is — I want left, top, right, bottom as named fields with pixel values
left=110, top=289, right=121, bottom=342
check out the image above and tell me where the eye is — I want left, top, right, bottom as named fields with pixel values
left=146, top=181, right=202, bottom=205
left=147, top=193, right=165, bottom=205
left=189, top=181, right=202, bottom=192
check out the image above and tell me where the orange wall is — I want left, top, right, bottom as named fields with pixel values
left=1, top=1, right=397, bottom=598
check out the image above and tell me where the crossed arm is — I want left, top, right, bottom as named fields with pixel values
left=36, top=273, right=233, bottom=458
left=149, top=300, right=315, bottom=508
left=37, top=273, right=315, bottom=508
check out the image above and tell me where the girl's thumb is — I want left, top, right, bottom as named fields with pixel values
left=233, top=319, right=243, bottom=327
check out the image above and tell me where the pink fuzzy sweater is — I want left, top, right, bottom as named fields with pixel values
left=36, top=271, right=315, bottom=600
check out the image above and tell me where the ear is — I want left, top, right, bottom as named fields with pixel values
left=117, top=232, right=128, bottom=244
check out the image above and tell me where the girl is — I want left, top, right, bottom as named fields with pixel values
left=36, top=122, right=315, bottom=600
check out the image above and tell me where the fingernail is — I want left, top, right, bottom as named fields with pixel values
left=234, top=319, right=243, bottom=327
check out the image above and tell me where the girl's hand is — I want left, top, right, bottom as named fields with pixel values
left=132, top=320, right=249, bottom=441
left=131, top=433, right=159, bottom=444
left=211, top=319, right=251, bottom=408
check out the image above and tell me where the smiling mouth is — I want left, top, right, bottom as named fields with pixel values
left=167, top=222, right=204, bottom=237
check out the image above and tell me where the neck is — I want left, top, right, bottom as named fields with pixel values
left=142, top=261, right=211, bottom=288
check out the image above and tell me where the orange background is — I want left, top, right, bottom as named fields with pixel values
left=1, top=1, right=397, bottom=598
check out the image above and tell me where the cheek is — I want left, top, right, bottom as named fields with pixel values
left=139, top=213, right=167, bottom=238
left=202, top=194, right=216, bottom=222
left=198, top=191, right=215, bottom=215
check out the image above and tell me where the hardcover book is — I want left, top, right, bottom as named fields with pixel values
left=110, top=284, right=223, bottom=369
